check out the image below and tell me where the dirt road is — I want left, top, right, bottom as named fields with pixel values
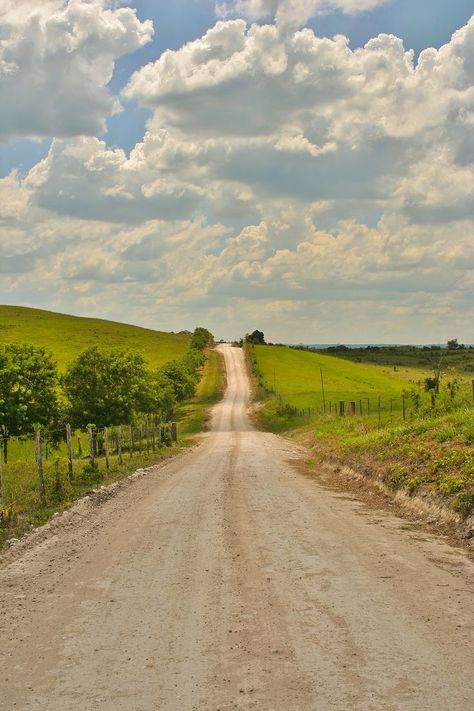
left=1, top=345, right=473, bottom=710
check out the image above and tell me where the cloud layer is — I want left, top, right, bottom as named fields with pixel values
left=0, top=2, right=473, bottom=341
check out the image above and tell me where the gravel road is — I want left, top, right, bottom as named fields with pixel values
left=1, top=345, right=473, bottom=710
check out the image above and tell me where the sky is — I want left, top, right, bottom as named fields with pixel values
left=0, top=0, right=473, bottom=343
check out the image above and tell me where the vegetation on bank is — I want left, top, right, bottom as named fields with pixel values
left=248, top=343, right=474, bottom=522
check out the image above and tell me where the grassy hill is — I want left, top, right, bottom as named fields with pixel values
left=0, top=305, right=190, bottom=371
left=254, top=344, right=430, bottom=411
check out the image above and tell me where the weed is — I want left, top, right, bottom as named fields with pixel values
left=435, top=428, right=457, bottom=443
left=406, top=476, right=423, bottom=494
left=452, top=492, right=474, bottom=518
left=387, top=465, right=410, bottom=491
left=438, top=476, right=465, bottom=495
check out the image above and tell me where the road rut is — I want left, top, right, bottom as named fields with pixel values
left=1, top=344, right=473, bottom=710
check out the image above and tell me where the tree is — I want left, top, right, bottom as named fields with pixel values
left=190, top=327, right=214, bottom=351
left=447, top=338, right=464, bottom=350
left=159, top=360, right=198, bottom=402
left=0, top=344, right=59, bottom=463
left=245, top=330, right=266, bottom=345
left=62, top=347, right=151, bottom=428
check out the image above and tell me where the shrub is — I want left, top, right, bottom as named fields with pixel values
left=387, top=465, right=410, bottom=491
left=452, top=492, right=474, bottom=518
left=438, top=476, right=465, bottom=495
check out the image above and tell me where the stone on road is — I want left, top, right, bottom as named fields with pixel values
left=1, top=345, right=473, bottom=710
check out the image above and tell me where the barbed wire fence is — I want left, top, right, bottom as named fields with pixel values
left=1, top=418, right=177, bottom=511
left=269, top=378, right=474, bottom=424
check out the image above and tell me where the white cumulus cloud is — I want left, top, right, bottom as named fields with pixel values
left=0, top=0, right=153, bottom=141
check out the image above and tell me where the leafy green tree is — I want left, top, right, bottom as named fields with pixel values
left=190, top=327, right=214, bottom=351
left=148, top=373, right=177, bottom=421
left=0, top=344, right=59, bottom=463
left=245, top=330, right=266, bottom=345
left=62, top=347, right=151, bottom=428
left=159, top=360, right=199, bottom=402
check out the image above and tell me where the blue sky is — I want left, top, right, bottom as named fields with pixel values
left=2, top=0, right=473, bottom=174
left=0, top=0, right=473, bottom=342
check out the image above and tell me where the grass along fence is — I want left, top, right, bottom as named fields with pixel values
left=278, top=385, right=474, bottom=424
left=0, top=419, right=177, bottom=535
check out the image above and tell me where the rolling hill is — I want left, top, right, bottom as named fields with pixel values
left=0, top=305, right=190, bottom=371
left=253, top=344, right=429, bottom=410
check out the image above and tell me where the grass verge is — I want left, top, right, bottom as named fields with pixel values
left=176, top=348, right=225, bottom=438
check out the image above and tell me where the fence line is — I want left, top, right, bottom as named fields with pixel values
left=0, top=419, right=178, bottom=510
left=274, top=387, right=474, bottom=423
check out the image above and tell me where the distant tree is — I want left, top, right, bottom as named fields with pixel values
left=190, top=327, right=214, bottom=351
left=0, top=344, right=59, bottom=463
left=447, top=338, right=465, bottom=350
left=62, top=347, right=150, bottom=428
left=245, top=330, right=266, bottom=345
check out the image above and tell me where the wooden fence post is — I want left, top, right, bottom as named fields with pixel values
left=349, top=401, right=356, bottom=416
left=35, top=429, right=46, bottom=506
left=146, top=420, right=150, bottom=453
left=152, top=422, right=156, bottom=452
left=339, top=401, right=345, bottom=416
left=0, top=445, right=4, bottom=509
left=129, top=425, right=134, bottom=458
left=118, top=426, right=123, bottom=465
left=367, top=398, right=370, bottom=416
left=66, top=424, right=74, bottom=482
left=77, top=435, right=82, bottom=458
left=138, top=426, right=143, bottom=454
left=87, top=427, right=95, bottom=465
left=171, top=422, right=178, bottom=442
left=104, top=427, right=110, bottom=469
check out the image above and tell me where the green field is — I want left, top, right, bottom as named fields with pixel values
left=254, top=344, right=430, bottom=409
left=0, top=305, right=190, bottom=371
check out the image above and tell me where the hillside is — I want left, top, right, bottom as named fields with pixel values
left=0, top=305, right=190, bottom=371
left=254, top=344, right=428, bottom=411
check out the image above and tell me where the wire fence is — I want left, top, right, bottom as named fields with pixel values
left=270, top=381, right=474, bottom=426
left=0, top=419, right=177, bottom=510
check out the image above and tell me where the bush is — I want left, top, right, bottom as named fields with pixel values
left=452, top=492, right=474, bottom=518
left=80, top=461, right=101, bottom=485
left=438, top=476, right=465, bottom=495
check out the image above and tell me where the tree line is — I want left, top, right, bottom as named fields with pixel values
left=0, top=327, right=213, bottom=462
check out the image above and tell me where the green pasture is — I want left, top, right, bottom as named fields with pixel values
left=0, top=305, right=190, bottom=371
left=254, top=345, right=431, bottom=409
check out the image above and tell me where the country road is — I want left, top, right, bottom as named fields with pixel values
left=1, top=345, right=473, bottom=711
